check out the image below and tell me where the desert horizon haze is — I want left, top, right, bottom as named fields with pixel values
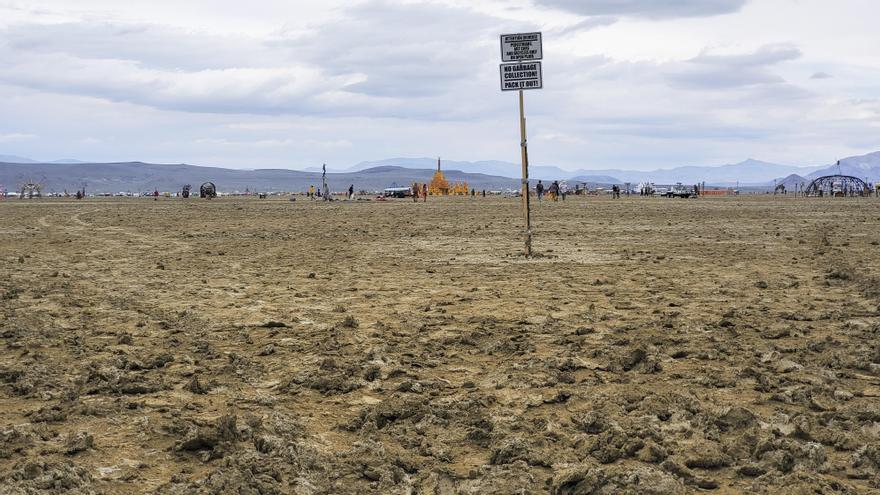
left=2, top=150, right=880, bottom=193
left=0, top=0, right=879, bottom=170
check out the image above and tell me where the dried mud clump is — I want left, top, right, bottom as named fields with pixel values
left=1, top=460, right=96, bottom=494
left=552, top=462, right=686, bottom=495
left=160, top=452, right=285, bottom=495
left=586, top=425, right=646, bottom=464
left=173, top=414, right=241, bottom=461
left=489, top=436, right=552, bottom=467
left=286, top=358, right=363, bottom=395
left=64, top=432, right=94, bottom=455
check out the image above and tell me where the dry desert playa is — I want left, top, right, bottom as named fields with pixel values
left=1, top=195, right=880, bottom=494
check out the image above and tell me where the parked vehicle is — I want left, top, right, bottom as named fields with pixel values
left=666, top=183, right=692, bottom=198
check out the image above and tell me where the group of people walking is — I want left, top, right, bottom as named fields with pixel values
left=535, top=180, right=567, bottom=201
left=411, top=182, right=429, bottom=202
left=307, top=184, right=356, bottom=201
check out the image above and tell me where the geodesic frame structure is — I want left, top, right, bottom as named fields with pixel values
left=804, top=175, right=870, bottom=197
left=19, top=182, right=42, bottom=199
left=200, top=182, right=217, bottom=199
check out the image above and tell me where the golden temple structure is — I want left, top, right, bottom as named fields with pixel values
left=428, top=158, right=468, bottom=196
left=428, top=158, right=449, bottom=195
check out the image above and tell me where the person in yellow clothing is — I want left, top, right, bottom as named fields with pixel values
left=548, top=181, right=559, bottom=201
left=308, top=185, right=315, bottom=200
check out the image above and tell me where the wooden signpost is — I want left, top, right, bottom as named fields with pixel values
left=500, top=32, right=543, bottom=257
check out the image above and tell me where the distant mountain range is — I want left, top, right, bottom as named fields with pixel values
left=329, top=157, right=814, bottom=185
left=0, top=161, right=522, bottom=193
left=0, top=154, right=85, bottom=164
left=1, top=151, right=878, bottom=193
left=772, top=152, right=880, bottom=189
left=306, top=154, right=879, bottom=186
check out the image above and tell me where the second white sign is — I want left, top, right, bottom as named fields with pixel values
left=500, top=62, right=543, bottom=91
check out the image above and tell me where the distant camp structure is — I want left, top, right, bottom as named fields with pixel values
left=428, top=158, right=468, bottom=196
left=804, top=175, right=870, bottom=197
left=19, top=181, right=42, bottom=199
left=181, top=184, right=192, bottom=198
left=200, top=182, right=217, bottom=199
left=805, top=160, right=873, bottom=197
left=450, top=182, right=470, bottom=195
left=384, top=183, right=411, bottom=198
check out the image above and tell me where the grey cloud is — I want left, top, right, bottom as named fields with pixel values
left=0, top=0, right=520, bottom=120
left=590, top=119, right=769, bottom=140
left=2, top=21, right=268, bottom=71
left=665, top=44, right=802, bottom=89
left=268, top=1, right=525, bottom=99
left=0, top=44, right=379, bottom=116
left=666, top=68, right=784, bottom=89
left=554, top=16, right=618, bottom=35
left=689, top=44, right=801, bottom=67
left=533, top=0, right=747, bottom=19
left=810, top=72, right=833, bottom=79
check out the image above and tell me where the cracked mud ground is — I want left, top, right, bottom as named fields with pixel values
left=1, top=196, right=879, bottom=494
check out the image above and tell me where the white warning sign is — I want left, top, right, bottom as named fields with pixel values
left=501, top=32, right=543, bottom=62
left=500, top=62, right=543, bottom=91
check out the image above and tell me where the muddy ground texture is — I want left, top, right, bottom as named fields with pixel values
left=1, top=195, right=880, bottom=494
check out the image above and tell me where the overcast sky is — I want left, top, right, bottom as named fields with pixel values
left=1, top=0, right=878, bottom=170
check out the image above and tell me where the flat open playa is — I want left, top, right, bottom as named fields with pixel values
left=2, top=195, right=879, bottom=494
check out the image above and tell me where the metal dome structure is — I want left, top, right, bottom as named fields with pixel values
left=200, top=182, right=217, bottom=199
left=19, top=181, right=42, bottom=199
left=804, top=175, right=870, bottom=197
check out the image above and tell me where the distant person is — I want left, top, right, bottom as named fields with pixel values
left=153, top=189, right=159, bottom=201
left=348, top=184, right=355, bottom=201
left=422, top=183, right=428, bottom=202
left=536, top=180, right=544, bottom=201
left=560, top=182, right=567, bottom=201
left=309, top=185, right=315, bottom=200
left=482, top=189, right=486, bottom=197
left=612, top=185, right=620, bottom=199
left=412, top=182, right=420, bottom=202
left=323, top=183, right=330, bottom=201
left=471, top=188, right=475, bottom=197
left=548, top=181, right=559, bottom=202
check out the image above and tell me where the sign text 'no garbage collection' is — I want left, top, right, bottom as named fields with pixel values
left=499, top=62, right=543, bottom=91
